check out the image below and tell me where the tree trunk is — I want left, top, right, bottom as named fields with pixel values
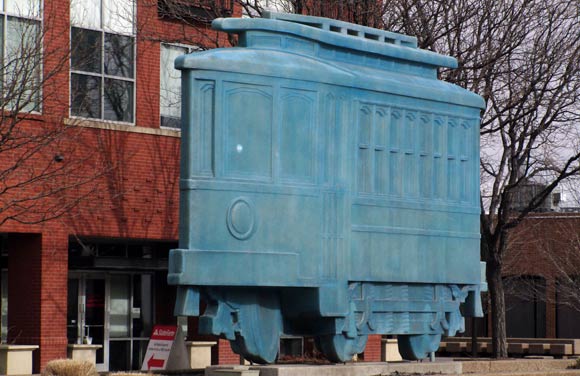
left=487, top=257, right=508, bottom=358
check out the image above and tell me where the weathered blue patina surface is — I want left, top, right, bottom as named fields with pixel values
left=169, top=12, right=486, bottom=364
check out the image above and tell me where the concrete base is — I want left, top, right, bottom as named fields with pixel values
left=460, top=358, right=578, bottom=373
left=187, top=341, right=217, bottom=369
left=0, top=344, right=39, bottom=375
left=206, top=361, right=460, bottom=376
left=381, top=339, right=403, bottom=362
left=207, top=366, right=259, bottom=376
left=67, top=344, right=102, bottom=364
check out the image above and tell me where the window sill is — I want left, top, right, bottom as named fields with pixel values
left=65, top=118, right=181, bottom=138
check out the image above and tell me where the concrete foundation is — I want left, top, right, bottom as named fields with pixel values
left=207, top=366, right=260, bottom=376
left=206, top=361, right=460, bottom=376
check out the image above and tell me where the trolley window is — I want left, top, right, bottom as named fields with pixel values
left=223, top=83, right=273, bottom=180
left=279, top=88, right=316, bottom=184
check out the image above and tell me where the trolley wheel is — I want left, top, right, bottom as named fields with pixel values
left=230, top=291, right=282, bottom=364
left=398, top=333, right=442, bottom=360
left=315, top=333, right=368, bottom=363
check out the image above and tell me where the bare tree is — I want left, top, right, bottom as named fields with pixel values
left=431, top=1, right=580, bottom=357
left=148, top=0, right=237, bottom=48
left=151, top=0, right=388, bottom=47
left=240, top=0, right=387, bottom=28
left=0, top=4, right=109, bottom=225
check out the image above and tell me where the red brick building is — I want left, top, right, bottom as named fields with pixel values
left=460, top=212, right=580, bottom=343
left=502, top=213, right=580, bottom=339
left=0, top=0, right=234, bottom=372
left=0, top=1, right=384, bottom=372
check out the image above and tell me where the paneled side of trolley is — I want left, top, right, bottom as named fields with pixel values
left=348, top=93, right=481, bottom=285
left=168, top=11, right=487, bottom=364
left=169, top=60, right=354, bottom=362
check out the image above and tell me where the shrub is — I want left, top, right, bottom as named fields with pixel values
left=41, top=359, right=98, bottom=376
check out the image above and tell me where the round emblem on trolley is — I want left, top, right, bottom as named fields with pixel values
left=226, top=197, right=256, bottom=240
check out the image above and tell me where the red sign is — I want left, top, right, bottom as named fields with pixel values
left=151, top=326, right=177, bottom=341
left=147, top=354, right=165, bottom=368
left=141, top=325, right=178, bottom=371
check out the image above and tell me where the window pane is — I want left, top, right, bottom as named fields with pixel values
left=70, top=0, right=100, bottom=29
left=1, top=272, right=8, bottom=344
left=109, top=275, right=130, bottom=338
left=160, top=116, right=181, bottom=129
left=104, top=33, right=134, bottom=78
left=71, top=28, right=102, bottom=73
left=132, top=274, right=152, bottom=338
left=132, top=340, right=148, bottom=370
left=6, top=16, right=39, bottom=57
left=104, top=78, right=133, bottom=122
left=109, top=340, right=130, bottom=371
left=71, top=73, right=101, bottom=118
left=5, top=0, right=41, bottom=18
left=160, top=44, right=187, bottom=127
left=103, top=0, right=134, bottom=34
left=5, top=17, right=41, bottom=112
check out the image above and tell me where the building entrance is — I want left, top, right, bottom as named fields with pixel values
left=67, top=272, right=153, bottom=371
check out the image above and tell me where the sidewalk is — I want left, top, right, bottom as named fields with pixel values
left=30, top=358, right=580, bottom=376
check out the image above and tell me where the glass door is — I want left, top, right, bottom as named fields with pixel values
left=85, top=277, right=106, bottom=366
left=108, top=273, right=153, bottom=370
left=132, top=274, right=153, bottom=369
left=109, top=274, right=131, bottom=370
left=68, top=274, right=107, bottom=371
left=68, top=272, right=153, bottom=371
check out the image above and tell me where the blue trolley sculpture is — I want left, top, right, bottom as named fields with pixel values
left=169, top=12, right=487, bottom=364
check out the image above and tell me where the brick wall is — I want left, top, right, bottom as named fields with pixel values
left=213, top=339, right=241, bottom=365
left=38, top=231, right=69, bottom=369
left=361, top=334, right=382, bottom=362
left=7, top=231, right=68, bottom=371
left=0, top=0, right=239, bottom=371
left=7, top=234, right=42, bottom=349
left=495, top=213, right=580, bottom=338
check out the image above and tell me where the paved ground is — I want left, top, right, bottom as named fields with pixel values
left=203, top=358, right=580, bottom=376
left=40, top=358, right=580, bottom=376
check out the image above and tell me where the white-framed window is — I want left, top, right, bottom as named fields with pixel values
left=1, top=0, right=42, bottom=113
left=160, top=43, right=198, bottom=129
left=70, top=0, right=136, bottom=123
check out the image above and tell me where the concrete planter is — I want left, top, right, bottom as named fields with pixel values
left=67, top=344, right=102, bottom=364
left=0, top=344, right=39, bottom=375
left=186, top=341, right=216, bottom=369
left=382, top=338, right=403, bottom=362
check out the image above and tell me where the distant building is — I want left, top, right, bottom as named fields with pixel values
left=509, top=181, right=564, bottom=212
left=463, top=213, right=580, bottom=341
left=504, top=213, right=580, bottom=339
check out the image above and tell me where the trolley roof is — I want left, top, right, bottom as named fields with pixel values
left=176, top=13, right=486, bottom=110
left=214, top=11, right=457, bottom=69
